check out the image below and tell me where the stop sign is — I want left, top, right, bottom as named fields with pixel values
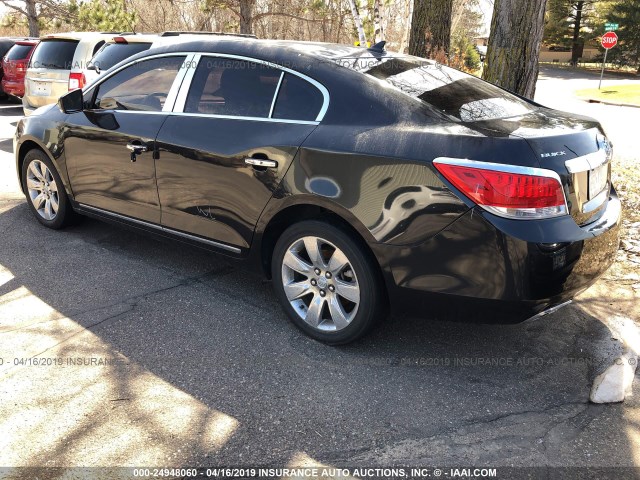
left=601, top=31, right=618, bottom=49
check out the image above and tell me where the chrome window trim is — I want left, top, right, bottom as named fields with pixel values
left=168, top=112, right=319, bottom=125
left=163, top=53, right=197, bottom=112
left=565, top=149, right=608, bottom=174
left=172, top=52, right=330, bottom=123
left=432, top=157, right=569, bottom=219
left=78, top=203, right=242, bottom=254
left=81, top=51, right=193, bottom=110
left=268, top=71, right=285, bottom=118
left=173, top=53, right=201, bottom=112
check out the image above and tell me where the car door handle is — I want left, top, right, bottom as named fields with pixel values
left=126, top=141, right=148, bottom=162
left=126, top=142, right=148, bottom=154
left=245, top=158, right=278, bottom=168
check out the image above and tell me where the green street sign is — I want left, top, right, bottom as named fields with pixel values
left=605, top=22, right=619, bottom=31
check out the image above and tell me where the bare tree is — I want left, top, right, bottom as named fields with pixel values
left=373, top=0, right=384, bottom=43
left=409, top=0, right=453, bottom=59
left=348, top=0, right=367, bottom=45
left=239, top=0, right=255, bottom=34
left=1, top=0, right=40, bottom=36
left=483, top=0, right=548, bottom=98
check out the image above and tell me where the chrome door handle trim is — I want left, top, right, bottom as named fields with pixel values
left=245, top=158, right=277, bottom=168
left=126, top=143, right=148, bottom=153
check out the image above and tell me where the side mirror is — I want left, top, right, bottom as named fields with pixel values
left=58, top=89, right=84, bottom=114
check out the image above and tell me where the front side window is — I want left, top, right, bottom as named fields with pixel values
left=93, top=56, right=185, bottom=112
left=184, top=58, right=281, bottom=117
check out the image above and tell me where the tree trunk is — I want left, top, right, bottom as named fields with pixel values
left=373, top=0, right=384, bottom=43
left=482, top=0, right=547, bottom=99
left=409, top=0, right=453, bottom=59
left=25, top=0, right=39, bottom=37
left=570, top=1, right=583, bottom=66
left=348, top=0, right=367, bottom=46
left=239, top=0, right=255, bottom=35
left=399, top=0, right=413, bottom=54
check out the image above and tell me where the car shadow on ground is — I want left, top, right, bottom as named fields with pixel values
left=0, top=201, right=637, bottom=468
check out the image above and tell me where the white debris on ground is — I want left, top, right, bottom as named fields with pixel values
left=591, top=315, right=640, bottom=403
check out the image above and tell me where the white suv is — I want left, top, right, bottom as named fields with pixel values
left=84, top=34, right=159, bottom=86
left=23, top=32, right=122, bottom=115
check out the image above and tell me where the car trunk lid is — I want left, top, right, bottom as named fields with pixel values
left=468, top=108, right=611, bottom=227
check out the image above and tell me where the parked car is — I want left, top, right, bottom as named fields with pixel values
left=84, top=34, right=159, bottom=86
left=23, top=32, right=123, bottom=115
left=2, top=39, right=39, bottom=98
left=14, top=38, right=621, bottom=344
left=0, top=37, right=34, bottom=98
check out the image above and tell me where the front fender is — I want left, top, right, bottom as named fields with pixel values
left=15, top=107, right=71, bottom=197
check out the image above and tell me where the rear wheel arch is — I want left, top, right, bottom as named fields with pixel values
left=259, top=203, right=385, bottom=289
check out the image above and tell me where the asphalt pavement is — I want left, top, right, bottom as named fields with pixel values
left=0, top=67, right=639, bottom=474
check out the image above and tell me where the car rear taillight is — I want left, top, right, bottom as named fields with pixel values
left=69, top=72, right=85, bottom=91
left=433, top=158, right=568, bottom=219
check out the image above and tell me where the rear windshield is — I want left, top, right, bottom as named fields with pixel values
left=0, top=40, right=14, bottom=58
left=6, top=44, right=34, bottom=61
left=30, top=39, right=79, bottom=70
left=346, top=55, right=536, bottom=122
left=90, top=42, right=152, bottom=71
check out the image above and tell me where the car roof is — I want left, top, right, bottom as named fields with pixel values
left=137, top=36, right=381, bottom=74
left=40, top=32, right=129, bottom=41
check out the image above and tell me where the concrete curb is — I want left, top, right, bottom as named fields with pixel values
left=591, top=316, right=640, bottom=403
left=584, top=98, right=640, bottom=108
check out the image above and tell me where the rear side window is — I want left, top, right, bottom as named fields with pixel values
left=94, top=56, right=185, bottom=112
left=272, top=73, right=323, bottom=121
left=359, top=56, right=535, bottom=122
left=90, top=42, right=152, bottom=71
left=5, top=44, right=34, bottom=60
left=30, top=39, right=79, bottom=70
left=184, top=58, right=281, bottom=117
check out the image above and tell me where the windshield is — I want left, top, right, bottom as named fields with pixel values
left=90, top=42, right=152, bottom=71
left=6, top=44, right=34, bottom=61
left=343, top=54, right=536, bottom=122
left=30, top=39, right=78, bottom=70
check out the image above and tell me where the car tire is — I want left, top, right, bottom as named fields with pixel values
left=272, top=220, right=385, bottom=344
left=21, top=149, right=75, bottom=229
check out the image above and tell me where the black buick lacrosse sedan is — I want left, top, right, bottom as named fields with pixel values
left=15, top=36, right=621, bottom=344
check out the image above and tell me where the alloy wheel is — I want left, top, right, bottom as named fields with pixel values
left=26, top=159, right=59, bottom=221
left=281, top=236, right=360, bottom=332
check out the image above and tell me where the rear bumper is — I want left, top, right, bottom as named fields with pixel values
left=379, top=187, right=621, bottom=322
left=22, top=97, right=36, bottom=116
left=2, top=78, right=25, bottom=97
